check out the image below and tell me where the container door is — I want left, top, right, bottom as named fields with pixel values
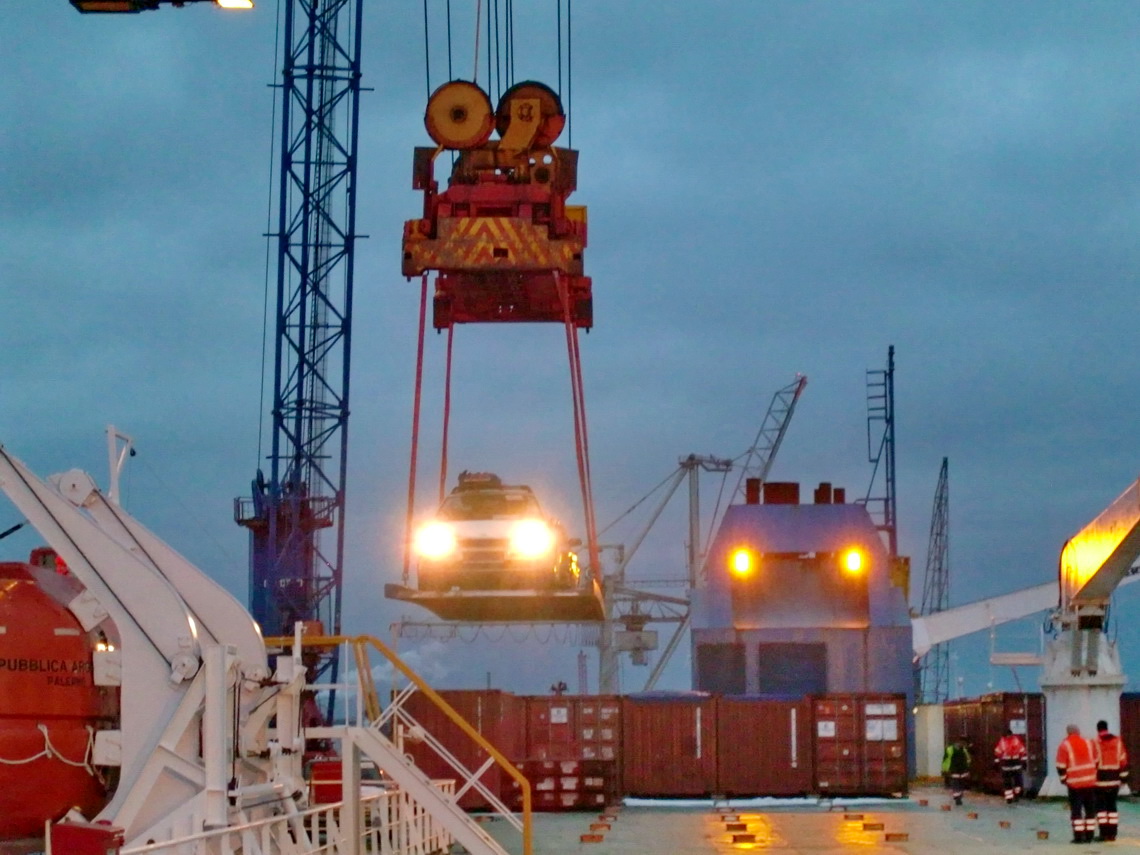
left=622, top=696, right=717, bottom=796
left=716, top=698, right=812, bottom=796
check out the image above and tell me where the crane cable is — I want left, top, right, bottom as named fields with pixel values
left=557, top=0, right=573, bottom=146
left=557, top=272, right=600, bottom=578
left=256, top=0, right=286, bottom=470
left=439, top=323, right=455, bottom=504
left=401, top=275, right=430, bottom=586
left=404, top=1, right=573, bottom=589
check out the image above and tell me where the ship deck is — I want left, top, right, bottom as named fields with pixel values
left=483, top=784, right=1139, bottom=853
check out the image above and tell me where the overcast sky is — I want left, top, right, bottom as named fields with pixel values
left=3, top=1, right=1140, bottom=696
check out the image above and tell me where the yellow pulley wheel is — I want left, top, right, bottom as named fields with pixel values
left=424, top=80, right=495, bottom=150
left=495, top=80, right=566, bottom=148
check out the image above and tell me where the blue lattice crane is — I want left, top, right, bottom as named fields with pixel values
left=235, top=0, right=364, bottom=669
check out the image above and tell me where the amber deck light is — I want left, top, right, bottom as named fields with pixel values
left=841, top=548, right=865, bottom=574
left=729, top=548, right=756, bottom=577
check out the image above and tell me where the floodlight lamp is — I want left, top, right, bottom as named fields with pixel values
left=729, top=547, right=755, bottom=577
left=841, top=548, right=865, bottom=573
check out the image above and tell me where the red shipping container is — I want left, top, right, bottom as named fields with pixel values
left=621, top=694, right=718, bottom=797
left=716, top=697, right=813, bottom=796
left=526, top=696, right=579, bottom=761
left=578, top=696, right=622, bottom=761
left=812, top=694, right=907, bottom=797
left=944, top=692, right=1046, bottom=796
left=1122, top=694, right=1140, bottom=780
left=524, top=695, right=622, bottom=762
left=402, top=689, right=525, bottom=810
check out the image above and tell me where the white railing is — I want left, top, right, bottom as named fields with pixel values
left=120, top=782, right=456, bottom=855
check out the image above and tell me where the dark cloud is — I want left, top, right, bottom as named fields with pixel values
left=3, top=2, right=1140, bottom=696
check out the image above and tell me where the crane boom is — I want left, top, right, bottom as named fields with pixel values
left=911, top=581, right=1057, bottom=659
left=731, top=375, right=807, bottom=502
left=1061, top=477, right=1140, bottom=607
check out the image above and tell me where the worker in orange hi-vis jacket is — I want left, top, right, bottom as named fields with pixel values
left=1056, top=723, right=1101, bottom=844
left=993, top=728, right=1028, bottom=804
left=1095, top=719, right=1130, bottom=842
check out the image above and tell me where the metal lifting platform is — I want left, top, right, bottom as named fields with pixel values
left=385, top=576, right=605, bottom=622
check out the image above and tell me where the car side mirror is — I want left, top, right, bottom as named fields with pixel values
left=569, top=538, right=582, bottom=548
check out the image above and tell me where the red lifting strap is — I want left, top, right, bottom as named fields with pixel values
left=557, top=271, right=601, bottom=576
left=402, top=275, right=431, bottom=586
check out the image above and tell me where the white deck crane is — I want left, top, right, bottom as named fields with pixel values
left=1, top=444, right=527, bottom=854
left=911, top=476, right=1140, bottom=795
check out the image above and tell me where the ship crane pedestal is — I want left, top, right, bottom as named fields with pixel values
left=1037, top=630, right=1127, bottom=796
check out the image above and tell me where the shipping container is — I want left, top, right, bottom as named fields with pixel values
left=1121, top=693, right=1140, bottom=778
left=811, top=694, right=907, bottom=797
left=943, top=693, right=1046, bottom=796
left=524, top=695, right=621, bottom=762
left=716, top=697, right=812, bottom=796
left=514, top=695, right=622, bottom=810
left=621, top=693, right=718, bottom=796
left=505, top=757, right=619, bottom=811
left=401, top=689, right=525, bottom=810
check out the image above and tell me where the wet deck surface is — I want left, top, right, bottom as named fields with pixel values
left=482, top=784, right=1140, bottom=854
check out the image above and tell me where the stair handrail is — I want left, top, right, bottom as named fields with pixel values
left=266, top=633, right=533, bottom=855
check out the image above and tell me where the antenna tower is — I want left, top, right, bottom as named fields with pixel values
left=862, top=345, right=898, bottom=557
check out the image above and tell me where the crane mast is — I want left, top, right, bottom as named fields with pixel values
left=917, top=457, right=950, bottom=704
left=730, top=376, right=807, bottom=503
left=236, top=0, right=364, bottom=654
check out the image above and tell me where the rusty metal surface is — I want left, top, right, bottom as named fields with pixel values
left=812, top=694, right=908, bottom=797
left=716, top=698, right=813, bottom=797
left=944, top=693, right=1047, bottom=796
left=621, top=695, right=718, bottom=797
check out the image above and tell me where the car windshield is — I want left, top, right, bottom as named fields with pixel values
left=437, top=489, right=542, bottom=521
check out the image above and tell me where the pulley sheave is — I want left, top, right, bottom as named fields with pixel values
left=425, top=80, right=495, bottom=150
left=495, top=80, right=566, bottom=148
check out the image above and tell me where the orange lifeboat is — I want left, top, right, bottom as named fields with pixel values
left=0, top=555, right=116, bottom=840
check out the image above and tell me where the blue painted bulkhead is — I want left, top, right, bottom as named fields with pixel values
left=691, top=497, right=913, bottom=703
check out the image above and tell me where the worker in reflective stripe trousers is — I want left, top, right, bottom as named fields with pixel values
left=1095, top=719, right=1131, bottom=842
left=943, top=738, right=971, bottom=806
left=1056, top=723, right=1101, bottom=844
left=994, top=727, right=1028, bottom=804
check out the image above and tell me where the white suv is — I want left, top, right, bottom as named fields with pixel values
left=414, top=472, right=580, bottom=592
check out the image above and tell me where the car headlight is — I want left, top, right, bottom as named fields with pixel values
left=414, top=521, right=457, bottom=560
left=509, top=519, right=556, bottom=559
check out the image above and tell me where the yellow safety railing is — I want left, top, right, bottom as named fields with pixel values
left=265, top=633, right=533, bottom=855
